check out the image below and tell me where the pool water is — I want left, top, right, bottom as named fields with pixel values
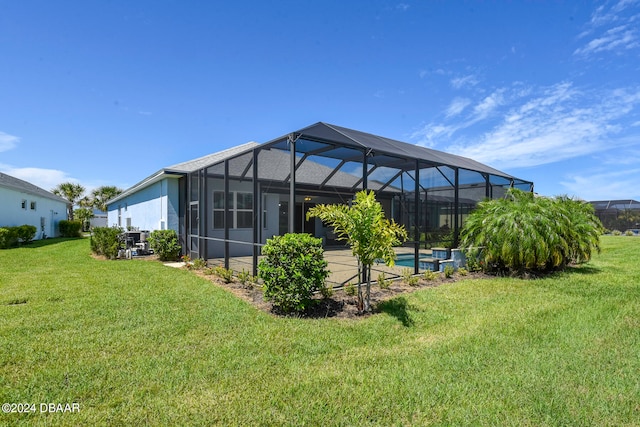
left=394, top=253, right=438, bottom=271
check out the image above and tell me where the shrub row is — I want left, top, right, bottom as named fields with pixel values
left=0, top=225, right=37, bottom=249
left=59, top=220, right=82, bottom=238
left=90, top=227, right=183, bottom=261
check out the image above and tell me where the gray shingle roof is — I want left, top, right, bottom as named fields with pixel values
left=0, top=172, right=70, bottom=204
left=166, top=142, right=259, bottom=173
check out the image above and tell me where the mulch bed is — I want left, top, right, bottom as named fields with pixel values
left=188, top=266, right=489, bottom=320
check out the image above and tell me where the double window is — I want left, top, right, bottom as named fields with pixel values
left=213, top=191, right=253, bottom=229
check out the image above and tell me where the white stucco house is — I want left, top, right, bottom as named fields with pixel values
left=0, top=172, right=70, bottom=239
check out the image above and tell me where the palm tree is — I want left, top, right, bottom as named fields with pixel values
left=459, top=189, right=603, bottom=275
left=307, top=190, right=407, bottom=312
left=91, top=186, right=123, bottom=212
left=74, top=207, right=95, bottom=232
left=52, top=182, right=85, bottom=221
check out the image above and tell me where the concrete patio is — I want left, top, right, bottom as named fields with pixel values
left=208, top=247, right=435, bottom=287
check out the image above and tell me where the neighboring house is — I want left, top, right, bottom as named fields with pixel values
left=107, top=122, right=533, bottom=272
left=0, top=172, right=70, bottom=239
left=89, top=208, right=108, bottom=228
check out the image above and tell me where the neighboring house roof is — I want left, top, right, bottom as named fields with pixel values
left=0, top=172, right=70, bottom=205
left=165, top=141, right=260, bottom=173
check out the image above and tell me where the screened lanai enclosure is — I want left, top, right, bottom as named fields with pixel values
left=185, top=122, right=533, bottom=278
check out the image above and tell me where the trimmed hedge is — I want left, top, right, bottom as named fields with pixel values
left=59, top=220, right=83, bottom=238
left=0, top=225, right=37, bottom=248
left=0, top=227, right=19, bottom=249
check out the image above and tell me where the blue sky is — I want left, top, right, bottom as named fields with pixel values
left=1, top=1, right=639, bottom=201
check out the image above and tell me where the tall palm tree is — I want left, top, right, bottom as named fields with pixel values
left=52, top=182, right=85, bottom=221
left=91, top=186, right=123, bottom=212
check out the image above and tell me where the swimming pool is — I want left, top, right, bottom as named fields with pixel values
left=394, top=253, right=438, bottom=271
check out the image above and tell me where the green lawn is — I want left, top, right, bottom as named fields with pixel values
left=1, top=236, right=639, bottom=426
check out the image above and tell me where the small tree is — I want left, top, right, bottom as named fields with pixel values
left=307, top=190, right=407, bottom=313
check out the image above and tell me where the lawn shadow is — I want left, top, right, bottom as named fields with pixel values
left=21, top=237, right=84, bottom=249
left=377, top=297, right=414, bottom=327
left=562, top=264, right=602, bottom=276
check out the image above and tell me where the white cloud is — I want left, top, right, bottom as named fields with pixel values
left=574, top=25, right=638, bottom=56
left=0, top=165, right=76, bottom=192
left=0, top=131, right=19, bottom=152
left=410, top=123, right=456, bottom=148
left=575, top=1, right=640, bottom=57
left=472, top=89, right=505, bottom=121
left=412, top=81, right=640, bottom=170
left=560, top=167, right=640, bottom=201
left=450, top=74, right=478, bottom=89
left=445, top=97, right=471, bottom=118
left=396, top=3, right=410, bottom=11
left=451, top=84, right=640, bottom=168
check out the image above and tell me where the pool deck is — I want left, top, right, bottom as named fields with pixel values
left=208, top=247, right=434, bottom=287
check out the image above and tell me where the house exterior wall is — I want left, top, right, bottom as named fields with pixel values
left=204, top=178, right=280, bottom=257
left=107, top=178, right=180, bottom=232
left=0, top=186, right=68, bottom=238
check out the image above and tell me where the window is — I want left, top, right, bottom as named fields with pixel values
left=236, top=192, right=253, bottom=229
left=263, top=195, right=268, bottom=229
left=21, top=199, right=27, bottom=209
left=212, top=191, right=253, bottom=229
left=213, top=191, right=225, bottom=229
left=30, top=201, right=36, bottom=210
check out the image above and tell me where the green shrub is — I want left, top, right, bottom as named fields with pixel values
left=422, top=269, right=437, bottom=281
left=213, top=266, right=234, bottom=283
left=91, top=227, right=123, bottom=259
left=16, top=225, right=37, bottom=244
left=625, top=230, right=634, bottom=236
left=0, top=227, right=19, bottom=249
left=0, top=225, right=37, bottom=248
left=444, top=265, right=455, bottom=278
left=402, top=268, right=419, bottom=286
left=457, top=267, right=468, bottom=276
left=259, top=233, right=330, bottom=314
left=237, top=269, right=256, bottom=289
left=148, top=230, right=182, bottom=261
left=460, top=189, right=604, bottom=275
left=377, top=272, right=390, bottom=289
left=192, top=258, right=207, bottom=270
left=464, top=248, right=483, bottom=272
left=59, top=220, right=82, bottom=238
left=344, top=282, right=357, bottom=296
left=612, top=230, right=622, bottom=236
